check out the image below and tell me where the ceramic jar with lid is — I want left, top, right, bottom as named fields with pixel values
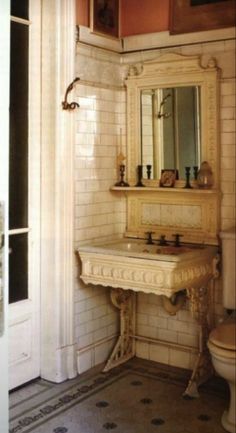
left=197, top=161, right=213, bottom=188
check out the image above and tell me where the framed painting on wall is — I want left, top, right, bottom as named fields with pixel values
left=90, top=0, right=119, bottom=38
left=169, top=0, right=236, bottom=35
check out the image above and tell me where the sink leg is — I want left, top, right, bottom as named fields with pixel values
left=183, top=285, right=214, bottom=398
left=103, top=288, right=136, bottom=372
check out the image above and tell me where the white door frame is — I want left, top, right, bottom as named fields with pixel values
left=40, top=0, right=77, bottom=382
left=0, top=0, right=10, bottom=430
left=9, top=0, right=42, bottom=391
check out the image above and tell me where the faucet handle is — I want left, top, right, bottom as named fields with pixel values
left=158, top=235, right=168, bottom=246
left=172, top=233, right=183, bottom=247
left=145, top=231, right=155, bottom=244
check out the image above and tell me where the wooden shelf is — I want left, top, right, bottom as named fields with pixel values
left=111, top=186, right=219, bottom=194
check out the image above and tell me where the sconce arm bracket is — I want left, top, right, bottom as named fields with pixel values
left=62, top=77, right=80, bottom=111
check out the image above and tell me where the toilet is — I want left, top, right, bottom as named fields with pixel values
left=207, top=227, right=236, bottom=433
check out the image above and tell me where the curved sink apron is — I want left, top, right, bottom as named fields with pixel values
left=78, top=238, right=219, bottom=398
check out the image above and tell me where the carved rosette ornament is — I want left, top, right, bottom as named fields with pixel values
left=207, top=57, right=217, bottom=69
left=103, top=288, right=136, bottom=372
left=127, top=65, right=138, bottom=77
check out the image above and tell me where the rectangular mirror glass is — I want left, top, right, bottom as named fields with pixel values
left=141, top=86, right=201, bottom=179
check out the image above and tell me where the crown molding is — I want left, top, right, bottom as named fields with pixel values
left=77, top=25, right=235, bottom=54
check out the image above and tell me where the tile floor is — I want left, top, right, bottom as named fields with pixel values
left=9, top=357, right=229, bottom=433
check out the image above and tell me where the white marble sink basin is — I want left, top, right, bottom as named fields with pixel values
left=79, top=238, right=211, bottom=262
left=78, top=237, right=218, bottom=296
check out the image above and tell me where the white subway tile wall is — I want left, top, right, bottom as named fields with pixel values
left=75, top=38, right=235, bottom=372
left=74, top=46, right=126, bottom=371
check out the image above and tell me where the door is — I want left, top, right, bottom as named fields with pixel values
left=0, top=1, right=10, bottom=427
left=8, top=0, right=41, bottom=390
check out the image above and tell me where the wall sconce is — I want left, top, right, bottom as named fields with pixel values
left=62, top=77, right=80, bottom=110
left=157, top=93, right=171, bottom=119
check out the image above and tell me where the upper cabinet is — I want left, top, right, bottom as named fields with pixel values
left=113, top=54, right=222, bottom=245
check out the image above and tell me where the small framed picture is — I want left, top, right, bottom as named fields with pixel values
left=90, top=0, right=119, bottom=38
left=169, top=0, right=235, bottom=35
left=160, top=170, right=178, bottom=188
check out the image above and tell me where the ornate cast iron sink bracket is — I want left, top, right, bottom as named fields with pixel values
left=103, top=288, right=136, bottom=372
left=182, top=285, right=213, bottom=398
left=183, top=260, right=220, bottom=398
left=101, top=260, right=220, bottom=395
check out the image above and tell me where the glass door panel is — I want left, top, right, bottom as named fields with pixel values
left=9, top=9, right=29, bottom=304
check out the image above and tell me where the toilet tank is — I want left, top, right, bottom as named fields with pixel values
left=220, top=227, right=236, bottom=310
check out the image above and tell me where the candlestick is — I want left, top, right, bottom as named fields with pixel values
left=119, top=128, right=122, bottom=155
left=193, top=166, right=198, bottom=180
left=184, top=166, right=192, bottom=189
left=135, top=165, right=145, bottom=187
left=146, top=164, right=152, bottom=179
left=115, top=164, right=129, bottom=187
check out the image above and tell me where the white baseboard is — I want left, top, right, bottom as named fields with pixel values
left=76, top=335, right=117, bottom=374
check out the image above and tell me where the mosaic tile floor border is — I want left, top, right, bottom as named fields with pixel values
left=9, top=358, right=228, bottom=433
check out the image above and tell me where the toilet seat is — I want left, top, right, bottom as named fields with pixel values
left=208, top=320, right=236, bottom=359
left=209, top=321, right=236, bottom=351
left=208, top=339, right=236, bottom=360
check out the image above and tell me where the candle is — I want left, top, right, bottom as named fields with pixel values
left=119, top=128, right=122, bottom=154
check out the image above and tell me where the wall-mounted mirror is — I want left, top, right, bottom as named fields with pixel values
left=141, top=86, right=201, bottom=179
left=125, top=53, right=220, bottom=187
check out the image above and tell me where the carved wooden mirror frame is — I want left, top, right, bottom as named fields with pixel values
left=125, top=53, right=220, bottom=188
left=124, top=53, right=221, bottom=245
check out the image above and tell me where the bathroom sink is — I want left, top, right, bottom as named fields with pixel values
left=82, top=238, right=204, bottom=260
left=78, top=237, right=218, bottom=297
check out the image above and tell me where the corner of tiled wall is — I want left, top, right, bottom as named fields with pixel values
left=74, top=35, right=235, bottom=373
left=74, top=43, right=127, bottom=373
left=127, top=37, right=235, bottom=369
